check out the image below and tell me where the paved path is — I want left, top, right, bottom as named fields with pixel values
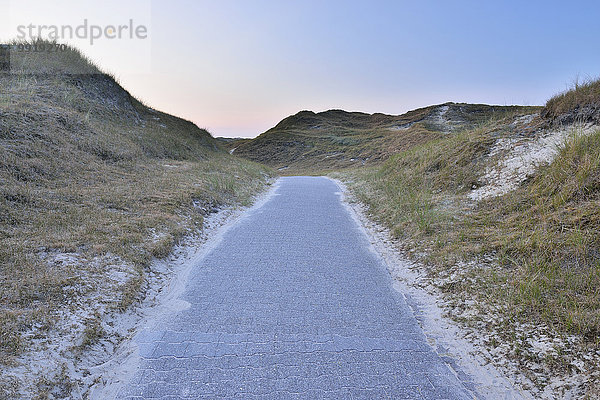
left=119, top=177, right=476, bottom=399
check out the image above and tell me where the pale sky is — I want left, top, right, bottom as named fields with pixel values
left=2, top=0, right=600, bottom=137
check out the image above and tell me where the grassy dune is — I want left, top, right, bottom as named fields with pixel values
left=350, top=127, right=600, bottom=336
left=543, top=77, right=600, bottom=125
left=229, top=104, right=539, bottom=174
left=344, top=86, right=600, bottom=395
left=0, top=40, right=271, bottom=395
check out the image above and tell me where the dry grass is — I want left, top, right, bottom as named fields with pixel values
left=543, top=77, right=600, bottom=124
left=231, top=104, right=540, bottom=174
left=475, top=129, right=600, bottom=337
left=0, top=40, right=271, bottom=396
left=6, top=38, right=102, bottom=75
left=347, top=120, right=503, bottom=246
left=345, top=116, right=600, bottom=395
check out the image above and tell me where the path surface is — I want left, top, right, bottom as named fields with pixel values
left=118, top=177, right=476, bottom=399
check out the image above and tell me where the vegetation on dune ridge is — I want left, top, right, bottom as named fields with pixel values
left=0, top=40, right=272, bottom=397
left=5, top=38, right=103, bottom=75
left=543, top=77, right=600, bottom=125
left=230, top=103, right=540, bottom=174
left=344, top=83, right=600, bottom=396
left=352, top=127, right=600, bottom=337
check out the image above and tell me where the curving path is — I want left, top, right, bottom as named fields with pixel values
left=118, top=176, right=476, bottom=399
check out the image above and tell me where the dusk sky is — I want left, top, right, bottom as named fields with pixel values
left=2, top=0, right=600, bottom=137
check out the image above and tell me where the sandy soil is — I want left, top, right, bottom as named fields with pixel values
left=87, top=180, right=281, bottom=399
left=469, top=123, right=597, bottom=201
left=0, top=182, right=277, bottom=400
left=335, top=172, right=600, bottom=399
left=332, top=178, right=533, bottom=400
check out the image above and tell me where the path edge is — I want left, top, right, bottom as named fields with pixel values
left=329, top=177, right=532, bottom=400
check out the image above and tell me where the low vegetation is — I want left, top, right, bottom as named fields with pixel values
left=343, top=93, right=600, bottom=395
left=542, top=77, right=600, bottom=125
left=228, top=104, right=539, bottom=174
left=350, top=126, right=600, bottom=332
left=0, top=40, right=271, bottom=397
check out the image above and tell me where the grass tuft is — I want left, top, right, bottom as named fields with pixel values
left=542, top=77, right=600, bottom=124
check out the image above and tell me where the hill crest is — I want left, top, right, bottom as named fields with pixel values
left=228, top=103, right=541, bottom=172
